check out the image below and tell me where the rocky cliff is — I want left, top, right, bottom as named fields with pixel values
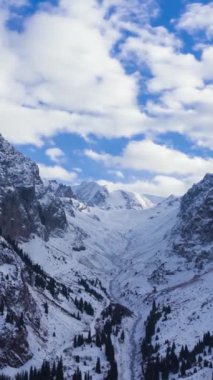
left=0, top=135, right=70, bottom=241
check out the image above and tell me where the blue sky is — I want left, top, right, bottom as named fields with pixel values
left=0, top=0, right=212, bottom=196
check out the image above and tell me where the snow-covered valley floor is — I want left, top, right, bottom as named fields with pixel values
left=2, top=196, right=212, bottom=380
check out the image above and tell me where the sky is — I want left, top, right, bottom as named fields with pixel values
left=0, top=0, right=212, bottom=196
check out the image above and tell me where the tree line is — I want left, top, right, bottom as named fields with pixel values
left=141, top=301, right=213, bottom=379
left=0, top=358, right=64, bottom=380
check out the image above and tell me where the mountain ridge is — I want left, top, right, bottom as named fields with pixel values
left=73, top=181, right=154, bottom=210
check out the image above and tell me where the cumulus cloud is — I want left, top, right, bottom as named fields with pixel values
left=103, top=0, right=159, bottom=24
left=0, top=0, right=212, bottom=150
left=121, top=23, right=213, bottom=148
left=45, top=147, right=65, bottom=163
left=0, top=0, right=147, bottom=144
left=177, top=2, right=213, bottom=39
left=122, top=28, right=200, bottom=91
left=38, top=163, right=77, bottom=182
left=85, top=139, right=213, bottom=177
left=98, top=175, right=190, bottom=197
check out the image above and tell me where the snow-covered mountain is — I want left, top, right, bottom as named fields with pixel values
left=73, top=181, right=154, bottom=210
left=0, top=135, right=212, bottom=380
left=0, top=134, right=69, bottom=241
left=172, top=173, right=213, bottom=264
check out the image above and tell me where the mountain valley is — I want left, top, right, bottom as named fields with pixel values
left=0, top=134, right=212, bottom=380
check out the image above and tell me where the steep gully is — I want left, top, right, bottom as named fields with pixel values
left=108, top=233, right=144, bottom=380
left=109, top=261, right=143, bottom=380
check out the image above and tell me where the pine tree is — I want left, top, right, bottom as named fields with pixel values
left=95, top=357, right=101, bottom=374
left=56, top=357, right=64, bottom=380
left=0, top=300, right=4, bottom=315
left=105, top=334, right=114, bottom=363
left=95, top=332, right=102, bottom=347
left=44, top=302, right=48, bottom=314
left=120, top=330, right=125, bottom=342
left=87, top=330, right=92, bottom=344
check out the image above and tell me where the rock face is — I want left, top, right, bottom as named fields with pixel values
left=47, top=180, right=75, bottom=199
left=0, top=135, right=41, bottom=188
left=172, top=173, right=213, bottom=264
left=0, top=237, right=40, bottom=368
left=180, top=174, right=213, bottom=243
left=0, top=135, right=69, bottom=241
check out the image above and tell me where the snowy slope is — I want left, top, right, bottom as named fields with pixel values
left=22, top=186, right=213, bottom=379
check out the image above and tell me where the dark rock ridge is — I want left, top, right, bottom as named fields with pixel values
left=172, top=173, right=213, bottom=264
left=0, top=237, right=40, bottom=368
left=47, top=180, right=75, bottom=199
left=0, top=135, right=41, bottom=188
left=0, top=134, right=74, bottom=241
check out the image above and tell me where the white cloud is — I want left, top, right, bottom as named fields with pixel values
left=45, top=147, right=65, bottom=163
left=0, top=101, right=70, bottom=146
left=145, top=84, right=213, bottom=149
left=177, top=2, right=213, bottom=39
left=103, top=0, right=159, bottom=24
left=38, top=163, right=77, bottom=182
left=0, top=0, right=212, bottom=151
left=108, top=170, right=124, bottom=179
left=121, top=26, right=202, bottom=93
left=98, top=175, right=190, bottom=197
left=85, top=139, right=213, bottom=177
left=73, top=167, right=82, bottom=173
left=0, top=0, right=147, bottom=144
left=121, top=23, right=213, bottom=148
left=202, top=46, right=213, bottom=80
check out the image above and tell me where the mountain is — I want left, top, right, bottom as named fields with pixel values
left=0, top=236, right=35, bottom=369
left=0, top=134, right=41, bottom=188
left=73, top=181, right=154, bottom=210
left=0, top=134, right=69, bottom=241
left=172, top=173, right=213, bottom=264
left=0, top=136, right=212, bottom=380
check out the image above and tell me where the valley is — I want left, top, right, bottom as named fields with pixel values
left=0, top=135, right=212, bottom=380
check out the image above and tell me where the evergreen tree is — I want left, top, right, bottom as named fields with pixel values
left=56, top=357, right=64, bottom=380
left=44, top=302, right=48, bottom=315
left=120, top=330, right=125, bottom=342
left=87, top=330, right=92, bottom=344
left=95, top=357, right=101, bottom=374
left=0, top=300, right=4, bottom=315
left=95, top=332, right=102, bottom=347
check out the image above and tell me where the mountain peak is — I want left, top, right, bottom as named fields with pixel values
left=202, top=172, right=213, bottom=185
left=73, top=181, right=108, bottom=207
left=73, top=181, right=154, bottom=210
left=0, top=134, right=41, bottom=187
left=0, top=135, right=68, bottom=240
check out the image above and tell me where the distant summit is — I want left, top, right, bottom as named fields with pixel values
left=73, top=181, right=154, bottom=210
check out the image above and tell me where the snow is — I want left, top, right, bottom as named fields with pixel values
left=19, top=193, right=213, bottom=379
left=19, top=190, right=213, bottom=377
left=0, top=135, right=212, bottom=380
left=73, top=181, right=154, bottom=210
